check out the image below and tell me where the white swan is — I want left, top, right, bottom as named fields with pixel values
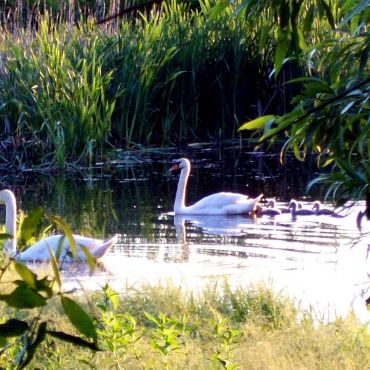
left=170, top=158, right=263, bottom=215
left=0, top=189, right=117, bottom=261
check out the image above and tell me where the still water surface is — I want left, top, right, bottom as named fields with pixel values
left=2, top=144, right=370, bottom=322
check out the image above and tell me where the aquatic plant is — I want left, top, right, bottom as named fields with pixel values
left=0, top=0, right=296, bottom=168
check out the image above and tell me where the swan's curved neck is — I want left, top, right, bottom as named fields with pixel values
left=1, top=191, right=17, bottom=253
left=174, top=165, right=190, bottom=213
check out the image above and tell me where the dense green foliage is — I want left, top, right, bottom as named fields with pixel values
left=238, top=1, right=369, bottom=210
left=0, top=0, right=304, bottom=168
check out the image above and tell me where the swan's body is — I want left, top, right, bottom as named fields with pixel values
left=267, top=199, right=290, bottom=214
left=170, top=158, right=263, bottom=215
left=289, top=199, right=315, bottom=216
left=312, top=201, right=335, bottom=216
left=256, top=204, right=281, bottom=217
left=0, top=189, right=117, bottom=262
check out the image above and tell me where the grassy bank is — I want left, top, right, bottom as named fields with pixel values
left=2, top=281, right=370, bottom=369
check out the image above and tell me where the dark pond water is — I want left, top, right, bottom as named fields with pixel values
left=1, top=142, right=369, bottom=322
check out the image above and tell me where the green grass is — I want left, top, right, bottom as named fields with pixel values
left=2, top=281, right=370, bottom=369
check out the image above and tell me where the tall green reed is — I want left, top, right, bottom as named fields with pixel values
left=0, top=18, right=116, bottom=167
left=0, top=0, right=311, bottom=167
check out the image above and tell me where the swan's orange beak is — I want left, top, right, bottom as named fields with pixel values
left=169, top=163, right=180, bottom=172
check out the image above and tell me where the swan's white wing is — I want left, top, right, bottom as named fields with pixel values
left=16, top=234, right=116, bottom=261
left=191, top=192, right=249, bottom=209
left=183, top=192, right=261, bottom=215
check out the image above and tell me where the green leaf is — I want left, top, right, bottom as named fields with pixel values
left=79, top=245, right=96, bottom=274
left=340, top=0, right=369, bottom=27
left=55, top=235, right=65, bottom=260
left=0, top=319, right=29, bottom=337
left=258, top=27, right=269, bottom=51
left=0, top=233, right=12, bottom=241
left=19, top=207, right=45, bottom=248
left=48, top=216, right=77, bottom=259
left=46, top=330, right=101, bottom=351
left=303, top=81, right=333, bottom=95
left=341, top=101, right=355, bottom=114
left=238, top=115, right=277, bottom=131
left=275, top=32, right=289, bottom=76
left=13, top=262, right=37, bottom=290
left=19, top=322, right=47, bottom=369
left=0, top=286, right=46, bottom=308
left=259, top=112, right=301, bottom=142
left=319, top=0, right=336, bottom=28
left=303, top=5, right=314, bottom=33
left=0, top=335, right=7, bottom=347
left=48, top=246, right=61, bottom=291
left=61, top=296, right=97, bottom=342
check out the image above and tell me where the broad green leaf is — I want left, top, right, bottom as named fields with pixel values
left=48, top=245, right=61, bottom=290
left=14, top=262, right=37, bottom=290
left=61, top=296, right=97, bottom=342
left=79, top=245, right=96, bottom=274
left=0, top=286, right=46, bottom=308
left=19, top=207, right=45, bottom=248
left=48, top=216, right=77, bottom=259
left=259, top=113, right=301, bottom=142
left=238, top=115, right=276, bottom=131
left=46, top=330, right=101, bottom=351
left=304, top=81, right=333, bottom=95
left=0, top=319, right=29, bottom=337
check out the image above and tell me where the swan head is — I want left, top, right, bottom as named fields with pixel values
left=312, top=201, right=321, bottom=211
left=255, top=204, right=262, bottom=217
left=267, top=199, right=276, bottom=208
left=0, top=189, right=16, bottom=205
left=170, top=158, right=190, bottom=172
left=288, top=199, right=303, bottom=211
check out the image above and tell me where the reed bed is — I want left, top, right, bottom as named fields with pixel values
left=0, top=0, right=330, bottom=168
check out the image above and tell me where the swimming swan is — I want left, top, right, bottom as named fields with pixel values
left=289, top=199, right=315, bottom=216
left=256, top=204, right=281, bottom=217
left=312, top=201, right=335, bottom=215
left=0, top=189, right=117, bottom=261
left=170, top=158, right=263, bottom=215
left=267, top=199, right=290, bottom=214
